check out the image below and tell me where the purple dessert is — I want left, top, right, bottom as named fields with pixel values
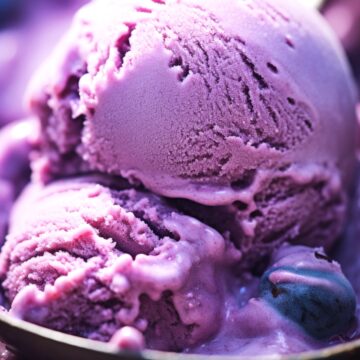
left=0, top=177, right=356, bottom=355
left=0, top=0, right=358, bottom=357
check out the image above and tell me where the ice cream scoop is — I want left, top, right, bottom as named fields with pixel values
left=0, top=176, right=236, bottom=351
left=1, top=175, right=356, bottom=355
left=27, top=0, right=357, bottom=257
left=29, top=0, right=356, bottom=203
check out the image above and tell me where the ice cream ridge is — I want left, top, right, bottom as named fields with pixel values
left=0, top=0, right=358, bottom=356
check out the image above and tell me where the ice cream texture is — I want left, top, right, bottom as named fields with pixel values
left=28, top=0, right=357, bottom=263
left=0, top=177, right=356, bottom=354
left=0, top=0, right=358, bottom=357
left=0, top=176, right=234, bottom=351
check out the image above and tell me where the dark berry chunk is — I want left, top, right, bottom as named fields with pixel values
left=260, top=265, right=356, bottom=339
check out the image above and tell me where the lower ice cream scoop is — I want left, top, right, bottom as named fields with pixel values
left=0, top=175, right=356, bottom=355
left=0, top=176, right=233, bottom=351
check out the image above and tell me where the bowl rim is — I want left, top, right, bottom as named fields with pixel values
left=0, top=311, right=359, bottom=360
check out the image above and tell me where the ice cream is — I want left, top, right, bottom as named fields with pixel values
left=0, top=0, right=358, bottom=357
left=0, top=176, right=356, bottom=355
left=0, top=0, right=88, bottom=126
left=28, top=0, right=357, bottom=266
left=0, top=176, right=235, bottom=351
left=171, top=167, right=345, bottom=269
left=29, top=0, right=357, bottom=196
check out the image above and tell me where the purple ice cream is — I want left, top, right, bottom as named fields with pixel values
left=28, top=0, right=357, bottom=196
left=0, top=0, right=358, bottom=357
left=172, top=165, right=345, bottom=269
left=28, top=0, right=357, bottom=262
left=0, top=178, right=356, bottom=355
left=0, top=176, right=237, bottom=351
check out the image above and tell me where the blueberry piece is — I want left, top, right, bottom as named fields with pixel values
left=0, top=0, right=22, bottom=28
left=260, top=266, right=356, bottom=339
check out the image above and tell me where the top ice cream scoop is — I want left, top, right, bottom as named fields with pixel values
left=28, top=0, right=357, bottom=206
left=27, top=0, right=358, bottom=256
